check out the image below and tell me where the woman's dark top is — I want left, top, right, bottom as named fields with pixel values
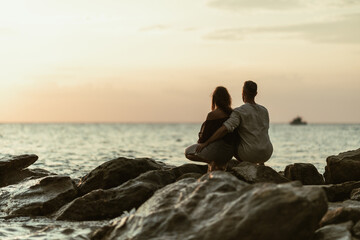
left=198, top=117, right=234, bottom=145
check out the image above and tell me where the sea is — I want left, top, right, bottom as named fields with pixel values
left=0, top=123, right=359, bottom=239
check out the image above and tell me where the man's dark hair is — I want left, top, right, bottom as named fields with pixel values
left=243, top=81, right=257, bottom=98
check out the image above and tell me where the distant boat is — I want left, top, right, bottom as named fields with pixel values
left=290, top=116, right=307, bottom=125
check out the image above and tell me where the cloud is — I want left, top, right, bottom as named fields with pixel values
left=204, top=14, right=360, bottom=44
left=207, top=0, right=360, bottom=11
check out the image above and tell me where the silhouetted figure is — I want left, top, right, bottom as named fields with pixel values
left=185, top=86, right=234, bottom=171
left=196, top=81, right=273, bottom=165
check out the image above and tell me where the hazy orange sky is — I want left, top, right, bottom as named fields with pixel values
left=0, top=0, right=359, bottom=123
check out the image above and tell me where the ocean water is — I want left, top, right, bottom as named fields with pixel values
left=0, top=123, right=360, bottom=239
left=1, top=123, right=359, bottom=177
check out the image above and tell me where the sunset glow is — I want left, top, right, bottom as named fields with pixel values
left=1, top=0, right=359, bottom=123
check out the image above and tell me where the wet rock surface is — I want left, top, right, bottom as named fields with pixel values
left=0, top=154, right=38, bottom=173
left=0, top=176, right=77, bottom=217
left=77, top=157, right=166, bottom=196
left=284, top=163, right=324, bottom=185
left=324, top=148, right=360, bottom=184
left=92, top=172, right=327, bottom=240
left=230, top=161, right=289, bottom=184
left=56, top=170, right=177, bottom=221
left=0, top=168, right=54, bottom=188
left=314, top=221, right=353, bottom=240
left=320, top=181, right=360, bottom=202
left=320, top=200, right=360, bottom=227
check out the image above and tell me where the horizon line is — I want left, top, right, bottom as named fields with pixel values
left=0, top=121, right=359, bottom=125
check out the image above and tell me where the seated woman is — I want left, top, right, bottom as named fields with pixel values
left=185, top=86, right=234, bottom=172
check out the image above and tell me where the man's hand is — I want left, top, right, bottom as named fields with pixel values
left=196, top=142, right=209, bottom=153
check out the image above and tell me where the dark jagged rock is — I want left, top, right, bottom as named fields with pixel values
left=324, top=148, right=360, bottom=184
left=169, top=163, right=207, bottom=179
left=351, top=188, right=360, bottom=201
left=230, top=161, right=289, bottom=184
left=56, top=170, right=177, bottom=221
left=92, top=171, right=327, bottom=240
left=318, top=181, right=360, bottom=202
left=353, top=220, right=360, bottom=237
left=0, top=168, right=54, bottom=188
left=313, top=221, right=353, bottom=240
left=0, top=176, right=77, bottom=217
left=77, top=157, right=165, bottom=196
left=320, top=200, right=360, bottom=227
left=284, top=163, right=324, bottom=185
left=225, top=158, right=241, bottom=171
left=0, top=154, right=38, bottom=173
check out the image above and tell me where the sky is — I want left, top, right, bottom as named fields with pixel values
left=0, top=0, right=359, bottom=123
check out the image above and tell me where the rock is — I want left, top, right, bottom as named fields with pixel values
left=92, top=171, right=327, bottom=240
left=0, top=176, right=77, bottom=217
left=354, top=220, right=360, bottom=237
left=230, top=161, right=289, bottom=184
left=351, top=188, right=360, bottom=201
left=56, top=170, right=177, bottom=221
left=319, top=181, right=360, bottom=202
left=320, top=200, right=360, bottom=227
left=313, top=221, right=353, bottom=240
left=176, top=173, right=203, bottom=181
left=225, top=158, right=241, bottom=171
left=169, top=163, right=207, bottom=179
left=77, top=157, right=165, bottom=196
left=284, top=163, right=324, bottom=185
left=0, top=168, right=54, bottom=188
left=324, top=148, right=360, bottom=184
left=0, top=154, right=38, bottom=173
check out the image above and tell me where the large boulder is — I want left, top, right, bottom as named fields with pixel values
left=320, top=200, right=360, bottom=227
left=56, top=170, right=177, bottom=221
left=284, top=163, right=324, bottom=185
left=324, top=148, right=360, bottom=184
left=92, top=171, right=327, bottom=240
left=0, top=176, right=77, bottom=217
left=0, top=154, right=38, bottom=173
left=77, top=157, right=165, bottom=196
left=313, top=221, right=353, bottom=240
left=230, top=162, right=289, bottom=184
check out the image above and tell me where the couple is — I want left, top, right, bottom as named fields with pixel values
left=185, top=81, right=273, bottom=171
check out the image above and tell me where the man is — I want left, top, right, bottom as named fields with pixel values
left=196, top=81, right=273, bottom=165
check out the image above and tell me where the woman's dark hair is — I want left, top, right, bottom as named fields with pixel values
left=243, top=80, right=257, bottom=98
left=211, top=86, right=232, bottom=115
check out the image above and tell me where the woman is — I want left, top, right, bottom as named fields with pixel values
left=185, top=86, right=234, bottom=171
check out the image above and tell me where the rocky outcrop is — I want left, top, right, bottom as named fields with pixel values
left=284, top=163, right=324, bottom=185
left=77, top=157, right=166, bottom=196
left=92, top=171, right=327, bottom=240
left=313, top=221, right=353, bottom=240
left=320, top=181, right=360, bottom=202
left=0, top=176, right=77, bottom=217
left=56, top=170, right=177, bottom=221
left=324, top=148, right=360, bottom=184
left=231, top=162, right=289, bottom=184
left=320, top=200, right=360, bottom=227
left=0, top=154, right=38, bottom=173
